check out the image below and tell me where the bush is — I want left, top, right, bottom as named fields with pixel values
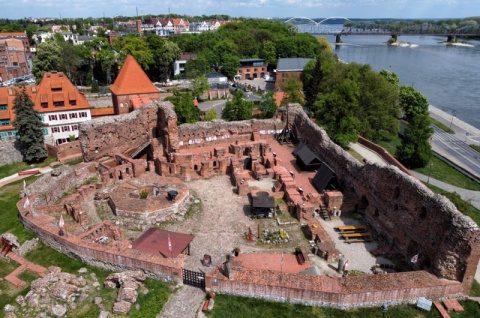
left=91, top=80, right=100, bottom=93
left=139, top=189, right=149, bottom=199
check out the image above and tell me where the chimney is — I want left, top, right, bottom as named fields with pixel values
left=136, top=20, right=142, bottom=34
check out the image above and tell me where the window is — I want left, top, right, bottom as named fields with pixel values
left=79, top=111, right=88, bottom=118
left=70, top=100, right=76, bottom=106
left=0, top=119, right=11, bottom=126
left=41, top=102, right=48, bottom=108
left=69, top=113, right=78, bottom=119
left=61, top=126, right=70, bottom=132
left=0, top=104, right=7, bottom=110
left=53, top=101, right=64, bottom=107
left=51, top=127, right=60, bottom=133
left=60, top=114, right=67, bottom=120
left=42, top=128, right=48, bottom=135
left=72, top=125, right=78, bottom=131
left=41, top=116, right=45, bottom=122
left=48, top=115, right=58, bottom=121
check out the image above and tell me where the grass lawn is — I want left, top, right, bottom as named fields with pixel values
left=0, top=178, right=38, bottom=243
left=425, top=183, right=480, bottom=226
left=207, top=294, right=480, bottom=318
left=430, top=118, right=455, bottom=134
left=206, top=294, right=445, bottom=318
left=0, top=258, right=18, bottom=277
left=0, top=156, right=57, bottom=179
left=377, top=133, right=480, bottom=191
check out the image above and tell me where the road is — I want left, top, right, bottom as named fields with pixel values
left=431, top=125, right=480, bottom=180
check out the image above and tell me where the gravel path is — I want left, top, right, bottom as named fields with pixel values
left=158, top=285, right=206, bottom=318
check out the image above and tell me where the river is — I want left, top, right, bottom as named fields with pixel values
left=317, top=33, right=480, bottom=130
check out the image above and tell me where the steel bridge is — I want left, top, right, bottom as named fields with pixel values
left=285, top=17, right=480, bottom=38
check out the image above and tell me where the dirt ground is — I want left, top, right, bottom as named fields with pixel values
left=160, top=175, right=310, bottom=270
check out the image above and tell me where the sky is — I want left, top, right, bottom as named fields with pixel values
left=1, top=0, right=479, bottom=20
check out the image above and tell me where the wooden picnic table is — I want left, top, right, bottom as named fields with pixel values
left=341, top=232, right=372, bottom=238
left=336, top=225, right=367, bottom=233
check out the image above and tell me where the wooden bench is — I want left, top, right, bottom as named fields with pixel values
left=344, top=237, right=373, bottom=243
left=341, top=232, right=372, bottom=243
left=341, top=232, right=372, bottom=238
left=336, top=225, right=367, bottom=233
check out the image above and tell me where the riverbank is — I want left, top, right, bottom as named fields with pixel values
left=429, top=105, right=480, bottom=145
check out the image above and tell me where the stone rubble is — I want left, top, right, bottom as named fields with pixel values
left=104, top=270, right=146, bottom=315
left=6, top=266, right=101, bottom=318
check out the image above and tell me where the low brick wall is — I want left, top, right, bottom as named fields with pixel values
left=357, top=136, right=412, bottom=176
left=18, top=198, right=182, bottom=283
left=206, top=267, right=463, bottom=309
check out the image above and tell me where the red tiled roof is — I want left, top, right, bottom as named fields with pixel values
left=33, top=72, right=90, bottom=112
left=110, top=55, right=158, bottom=96
left=132, top=228, right=194, bottom=258
left=90, top=107, right=115, bottom=117
left=131, top=95, right=152, bottom=109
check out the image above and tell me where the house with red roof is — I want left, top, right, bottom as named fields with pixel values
left=110, top=55, right=160, bottom=115
left=0, top=71, right=91, bottom=145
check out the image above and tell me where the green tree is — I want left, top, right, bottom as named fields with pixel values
left=192, top=76, right=210, bottom=100
left=259, top=91, right=278, bottom=118
left=12, top=88, right=47, bottom=163
left=281, top=78, right=304, bottom=106
left=222, top=90, right=253, bottom=121
left=399, top=85, right=429, bottom=122
left=113, top=36, right=153, bottom=70
left=303, top=58, right=322, bottom=108
left=379, top=69, right=399, bottom=86
left=146, top=35, right=181, bottom=82
left=32, top=41, right=62, bottom=82
left=396, top=114, right=433, bottom=168
left=204, top=109, right=218, bottom=121
left=91, top=80, right=100, bottom=93
left=166, top=91, right=200, bottom=124
left=185, top=59, right=208, bottom=78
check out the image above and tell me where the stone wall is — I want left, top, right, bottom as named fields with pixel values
left=79, top=103, right=165, bottom=162
left=0, top=137, right=23, bottom=165
left=45, top=140, right=83, bottom=163
left=289, top=104, right=480, bottom=292
left=174, top=118, right=283, bottom=151
left=206, top=267, right=463, bottom=309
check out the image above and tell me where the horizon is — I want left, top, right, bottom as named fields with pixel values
left=2, top=0, right=479, bottom=20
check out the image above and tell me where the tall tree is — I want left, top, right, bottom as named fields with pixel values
left=165, top=91, right=200, bottom=124
left=396, top=114, right=434, bottom=168
left=191, top=76, right=210, bottom=100
left=259, top=91, right=278, bottom=118
left=32, top=41, right=62, bottom=82
left=222, top=90, right=253, bottom=121
left=281, top=78, right=304, bottom=106
left=13, top=88, right=47, bottom=162
left=399, top=85, right=429, bottom=122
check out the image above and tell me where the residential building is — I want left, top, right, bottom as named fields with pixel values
left=275, top=58, right=314, bottom=91
left=236, top=59, right=268, bottom=81
left=206, top=71, right=228, bottom=89
left=110, top=55, right=161, bottom=115
left=173, top=53, right=197, bottom=77
left=0, top=38, right=29, bottom=82
left=0, top=32, right=30, bottom=53
left=0, top=71, right=92, bottom=145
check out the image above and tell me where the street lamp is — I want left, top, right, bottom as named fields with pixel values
left=449, top=110, right=456, bottom=129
